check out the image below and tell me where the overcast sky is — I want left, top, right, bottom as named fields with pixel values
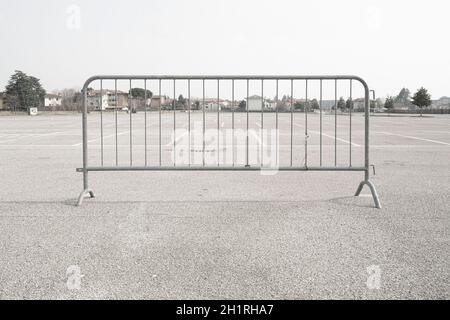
left=0, top=0, right=448, bottom=98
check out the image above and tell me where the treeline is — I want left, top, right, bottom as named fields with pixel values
left=1, top=70, right=83, bottom=112
left=384, top=87, right=432, bottom=116
left=0, top=71, right=437, bottom=116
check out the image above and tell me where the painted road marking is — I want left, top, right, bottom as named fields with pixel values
left=72, top=131, right=130, bottom=147
left=376, top=131, right=450, bottom=146
left=293, top=124, right=360, bottom=146
left=0, top=131, right=67, bottom=143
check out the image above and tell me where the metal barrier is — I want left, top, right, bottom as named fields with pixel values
left=76, top=75, right=381, bottom=208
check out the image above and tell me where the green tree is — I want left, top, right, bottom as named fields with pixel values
left=411, top=87, right=431, bottom=117
left=304, top=101, right=311, bottom=112
left=5, top=70, right=46, bottom=111
left=310, top=99, right=320, bottom=110
left=238, top=100, right=246, bottom=111
left=177, top=94, right=187, bottom=109
left=4, top=94, right=20, bottom=112
left=129, top=88, right=153, bottom=98
left=384, top=96, right=394, bottom=115
left=394, top=88, right=410, bottom=103
left=294, top=101, right=305, bottom=111
left=337, top=97, right=346, bottom=111
left=345, top=98, right=354, bottom=110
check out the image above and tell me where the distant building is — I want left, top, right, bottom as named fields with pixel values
left=246, top=95, right=262, bottom=111
left=197, top=98, right=231, bottom=111
left=149, top=95, right=169, bottom=110
left=86, top=91, right=108, bottom=110
left=108, top=91, right=129, bottom=109
left=325, top=100, right=341, bottom=110
left=86, top=90, right=129, bottom=110
left=205, top=101, right=222, bottom=111
left=432, top=96, right=450, bottom=109
left=203, top=99, right=229, bottom=111
left=246, top=95, right=277, bottom=111
left=44, top=94, right=62, bottom=108
left=352, top=98, right=375, bottom=111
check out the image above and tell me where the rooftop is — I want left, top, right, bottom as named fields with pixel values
left=45, top=94, right=61, bottom=99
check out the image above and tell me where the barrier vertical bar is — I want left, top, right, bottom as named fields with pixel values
left=129, top=79, right=133, bottom=166
left=144, top=79, right=148, bottom=166
left=354, top=79, right=381, bottom=208
left=100, top=80, right=104, bottom=166
left=305, top=79, right=308, bottom=168
left=290, top=79, right=293, bottom=167
left=365, top=87, right=370, bottom=181
left=217, top=79, right=220, bottom=166
left=335, top=79, right=337, bottom=167
left=173, top=79, right=176, bottom=167
left=232, top=79, right=235, bottom=167
left=159, top=79, right=162, bottom=166
left=246, top=79, right=249, bottom=167
left=202, top=79, right=205, bottom=167
left=320, top=79, right=323, bottom=167
left=276, top=79, right=279, bottom=167
left=261, top=79, right=264, bottom=167
left=115, top=79, right=118, bottom=166
left=188, top=79, right=191, bottom=167
left=349, top=79, right=352, bottom=167
left=76, top=85, right=94, bottom=206
left=82, top=87, right=88, bottom=190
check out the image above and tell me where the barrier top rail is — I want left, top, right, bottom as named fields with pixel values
left=81, top=75, right=369, bottom=87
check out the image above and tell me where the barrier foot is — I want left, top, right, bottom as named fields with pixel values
left=355, top=180, right=381, bottom=209
left=77, top=189, right=95, bottom=206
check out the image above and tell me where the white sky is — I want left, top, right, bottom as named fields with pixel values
left=0, top=0, right=449, bottom=98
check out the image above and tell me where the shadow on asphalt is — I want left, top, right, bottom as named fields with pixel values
left=327, top=196, right=378, bottom=209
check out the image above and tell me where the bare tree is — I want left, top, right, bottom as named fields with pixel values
left=59, top=88, right=82, bottom=112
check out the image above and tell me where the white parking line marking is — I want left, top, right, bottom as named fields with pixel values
left=376, top=131, right=450, bottom=146
left=0, top=145, right=78, bottom=148
left=72, top=131, right=130, bottom=147
left=0, top=131, right=67, bottom=143
left=293, top=124, right=360, bottom=146
left=309, top=130, right=361, bottom=147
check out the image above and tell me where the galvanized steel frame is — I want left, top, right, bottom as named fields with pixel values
left=76, top=75, right=381, bottom=208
